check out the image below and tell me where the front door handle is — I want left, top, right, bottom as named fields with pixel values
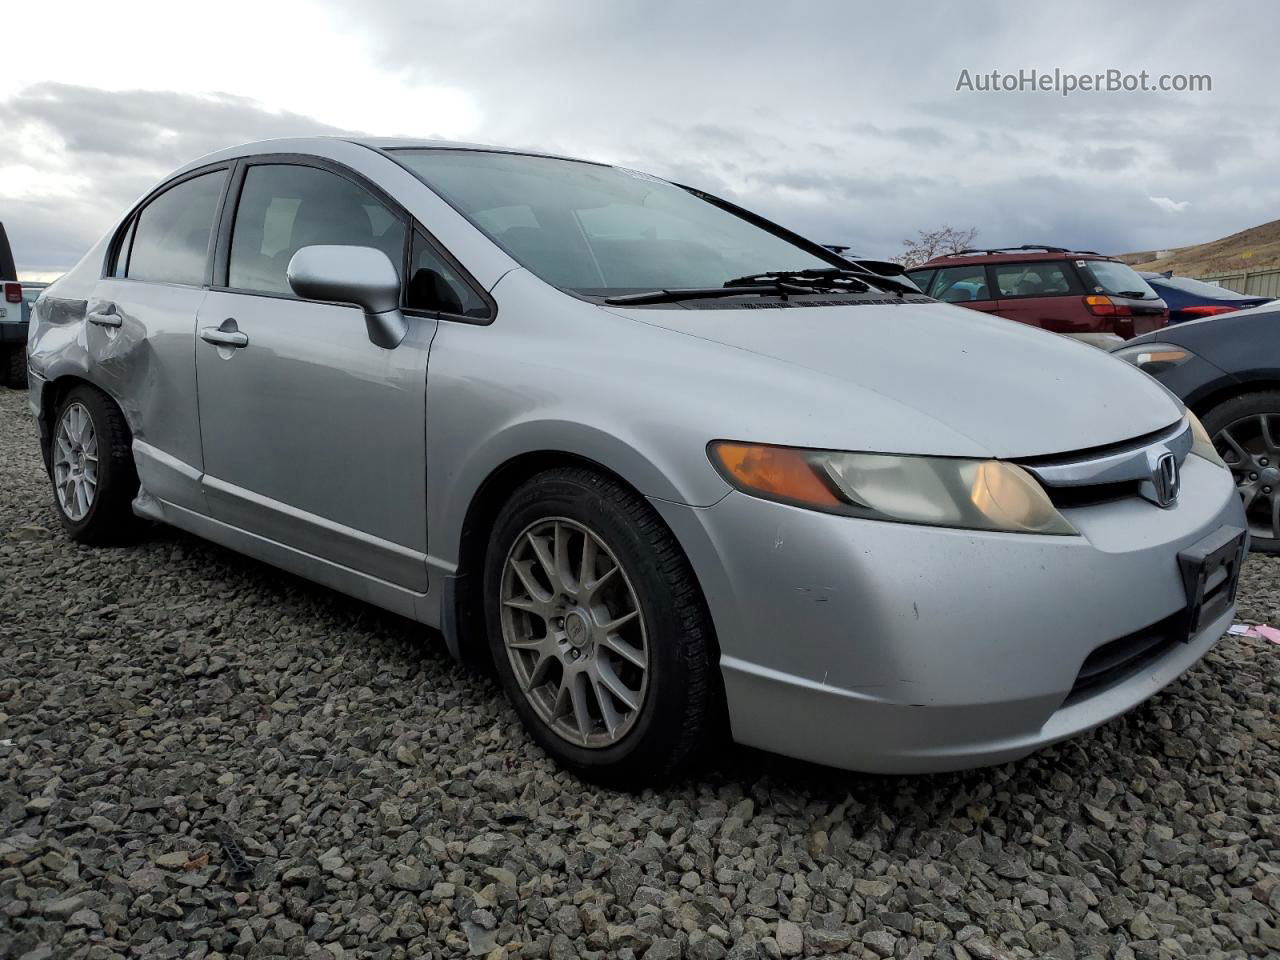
left=200, top=319, right=249, bottom=349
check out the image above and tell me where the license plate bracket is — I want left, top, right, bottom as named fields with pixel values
left=1178, top=525, right=1246, bottom=640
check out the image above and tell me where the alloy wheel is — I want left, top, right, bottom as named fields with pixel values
left=1216, top=412, right=1280, bottom=540
left=53, top=402, right=98, bottom=522
left=499, top=517, right=649, bottom=748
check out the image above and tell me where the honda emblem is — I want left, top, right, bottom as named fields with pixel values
left=1152, top=451, right=1180, bottom=508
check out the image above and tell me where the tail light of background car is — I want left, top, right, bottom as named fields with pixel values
left=3, top=282, right=21, bottom=304
left=1179, top=305, right=1239, bottom=319
left=1083, top=294, right=1133, bottom=317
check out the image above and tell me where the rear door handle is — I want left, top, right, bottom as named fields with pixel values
left=200, top=319, right=249, bottom=349
left=87, top=305, right=122, bottom=327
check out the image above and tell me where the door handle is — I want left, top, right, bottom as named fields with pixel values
left=200, top=319, right=249, bottom=349
left=87, top=307, right=122, bottom=327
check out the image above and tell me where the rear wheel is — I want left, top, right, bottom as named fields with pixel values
left=1201, top=391, right=1280, bottom=554
left=483, top=467, right=718, bottom=787
left=50, top=385, right=140, bottom=544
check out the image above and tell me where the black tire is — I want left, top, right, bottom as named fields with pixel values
left=49, top=384, right=141, bottom=544
left=483, top=467, right=719, bottom=788
left=1199, top=390, right=1280, bottom=555
left=2, top=346, right=25, bottom=388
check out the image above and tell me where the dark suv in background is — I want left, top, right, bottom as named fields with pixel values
left=0, top=222, right=26, bottom=387
left=907, top=246, right=1169, bottom=348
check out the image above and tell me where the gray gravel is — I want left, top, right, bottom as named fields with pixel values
left=1, top=384, right=1278, bottom=960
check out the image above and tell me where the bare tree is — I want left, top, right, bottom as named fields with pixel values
left=897, top=226, right=979, bottom=268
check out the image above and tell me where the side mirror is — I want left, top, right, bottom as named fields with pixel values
left=286, top=245, right=407, bottom=349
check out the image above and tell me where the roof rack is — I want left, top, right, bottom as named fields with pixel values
left=942, top=245, right=1101, bottom=257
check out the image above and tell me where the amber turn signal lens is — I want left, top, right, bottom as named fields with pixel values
left=709, top=442, right=841, bottom=508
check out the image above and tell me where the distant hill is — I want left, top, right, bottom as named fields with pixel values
left=1119, top=218, right=1280, bottom=276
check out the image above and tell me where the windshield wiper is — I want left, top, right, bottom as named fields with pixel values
left=1112, top=290, right=1150, bottom=299
left=603, top=283, right=807, bottom=305
left=724, top=267, right=916, bottom=296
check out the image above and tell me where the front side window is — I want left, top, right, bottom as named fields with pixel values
left=391, top=150, right=835, bottom=297
left=993, top=262, right=1073, bottom=298
left=127, top=171, right=225, bottom=285
left=929, top=265, right=990, bottom=303
left=229, top=164, right=406, bottom=296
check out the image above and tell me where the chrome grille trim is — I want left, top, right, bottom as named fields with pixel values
left=1020, top=419, right=1191, bottom=488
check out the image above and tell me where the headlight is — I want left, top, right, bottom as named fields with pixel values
left=1185, top=410, right=1227, bottom=468
left=709, top=442, right=1077, bottom=535
left=1112, top=341, right=1194, bottom=374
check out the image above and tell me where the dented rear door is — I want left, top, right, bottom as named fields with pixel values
left=84, top=166, right=229, bottom=515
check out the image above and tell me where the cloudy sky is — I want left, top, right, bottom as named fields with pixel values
left=2, top=0, right=1277, bottom=277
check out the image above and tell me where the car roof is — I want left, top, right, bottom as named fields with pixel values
left=912, top=249, right=1114, bottom=270
left=190, top=136, right=593, bottom=169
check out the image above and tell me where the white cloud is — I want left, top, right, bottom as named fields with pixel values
left=1149, top=196, right=1192, bottom=213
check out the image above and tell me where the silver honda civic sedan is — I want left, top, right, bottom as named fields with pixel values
left=26, top=137, right=1247, bottom=786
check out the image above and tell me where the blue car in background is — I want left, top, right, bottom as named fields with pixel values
left=1141, top=271, right=1272, bottom=324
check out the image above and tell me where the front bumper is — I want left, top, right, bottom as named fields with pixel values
left=653, top=454, right=1244, bottom=773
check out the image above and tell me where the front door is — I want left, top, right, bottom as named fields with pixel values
left=193, top=161, right=435, bottom=592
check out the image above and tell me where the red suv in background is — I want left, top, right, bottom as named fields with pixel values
left=907, top=246, right=1169, bottom=348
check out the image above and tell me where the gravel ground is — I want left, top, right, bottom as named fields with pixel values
left=1, top=385, right=1278, bottom=960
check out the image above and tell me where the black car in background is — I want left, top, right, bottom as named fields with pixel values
left=1114, top=303, right=1280, bottom=552
left=1141, top=271, right=1272, bottom=324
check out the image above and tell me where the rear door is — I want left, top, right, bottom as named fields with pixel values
left=989, top=260, right=1087, bottom=334
left=194, top=158, right=437, bottom=591
left=84, top=166, right=230, bottom=513
left=927, top=264, right=1000, bottom=313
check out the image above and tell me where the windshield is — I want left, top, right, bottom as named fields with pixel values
left=1149, top=275, right=1259, bottom=301
left=1082, top=260, right=1158, bottom=299
left=392, top=150, right=835, bottom=297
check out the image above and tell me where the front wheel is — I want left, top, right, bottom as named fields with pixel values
left=1201, top=390, right=1280, bottom=554
left=483, top=467, right=719, bottom=787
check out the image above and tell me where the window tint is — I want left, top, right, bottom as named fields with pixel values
left=127, top=171, right=225, bottom=285
left=993, top=262, right=1073, bottom=298
left=229, top=164, right=406, bottom=296
left=406, top=232, right=488, bottom=318
left=929, top=265, right=990, bottom=303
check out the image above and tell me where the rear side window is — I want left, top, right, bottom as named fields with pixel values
left=127, top=171, right=226, bottom=285
left=930, top=265, right=990, bottom=303
left=992, top=262, right=1074, bottom=298
left=229, top=164, right=406, bottom=296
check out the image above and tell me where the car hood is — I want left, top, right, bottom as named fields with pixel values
left=604, top=298, right=1183, bottom=459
